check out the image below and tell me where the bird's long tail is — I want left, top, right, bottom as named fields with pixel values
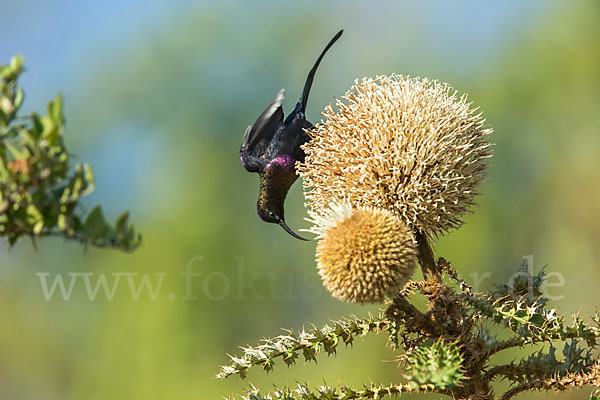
left=297, top=29, right=343, bottom=114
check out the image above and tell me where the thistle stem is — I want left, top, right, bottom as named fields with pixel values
left=415, top=231, right=438, bottom=280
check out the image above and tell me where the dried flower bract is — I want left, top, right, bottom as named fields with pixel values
left=298, top=75, right=492, bottom=237
left=307, top=203, right=417, bottom=303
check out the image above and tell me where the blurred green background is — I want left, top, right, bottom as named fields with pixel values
left=1, top=1, right=599, bottom=399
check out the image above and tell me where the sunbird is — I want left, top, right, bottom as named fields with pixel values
left=239, top=30, right=343, bottom=240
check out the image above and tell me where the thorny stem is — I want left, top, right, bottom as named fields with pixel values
left=501, top=382, right=545, bottom=400
left=223, top=258, right=600, bottom=400
left=484, top=364, right=520, bottom=382
left=386, top=295, right=436, bottom=334
left=415, top=231, right=438, bottom=280
left=389, top=296, right=422, bottom=318
left=479, top=338, right=523, bottom=362
left=499, top=373, right=600, bottom=400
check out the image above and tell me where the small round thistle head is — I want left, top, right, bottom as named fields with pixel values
left=305, top=203, right=417, bottom=303
left=298, top=75, right=492, bottom=237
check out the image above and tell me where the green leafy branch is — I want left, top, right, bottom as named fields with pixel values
left=487, top=340, right=596, bottom=385
left=0, top=55, right=140, bottom=251
left=217, top=315, right=389, bottom=380
left=229, top=382, right=431, bottom=400
left=500, top=361, right=600, bottom=400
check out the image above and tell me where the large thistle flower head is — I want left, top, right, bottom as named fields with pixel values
left=298, top=75, right=492, bottom=237
left=305, top=202, right=417, bottom=304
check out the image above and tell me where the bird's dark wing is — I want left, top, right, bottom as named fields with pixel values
left=272, top=118, right=313, bottom=164
left=240, top=89, right=285, bottom=172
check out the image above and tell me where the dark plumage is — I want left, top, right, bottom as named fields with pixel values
left=240, top=30, right=343, bottom=240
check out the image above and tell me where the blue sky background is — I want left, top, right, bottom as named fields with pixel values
left=2, top=0, right=550, bottom=108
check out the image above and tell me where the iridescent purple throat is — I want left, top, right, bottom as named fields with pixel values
left=265, top=155, right=295, bottom=171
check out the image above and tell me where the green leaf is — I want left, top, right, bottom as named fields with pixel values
left=0, top=157, right=7, bottom=178
left=115, top=211, right=130, bottom=233
left=84, top=206, right=106, bottom=240
left=57, top=214, right=68, bottom=231
left=10, top=55, right=24, bottom=76
left=5, top=140, right=28, bottom=160
left=30, top=113, right=43, bottom=138
left=530, top=313, right=546, bottom=327
left=82, top=163, right=95, bottom=196
left=72, top=164, right=84, bottom=196
left=26, top=204, right=44, bottom=233
left=0, top=107, right=6, bottom=128
left=48, top=93, right=64, bottom=127
left=19, top=128, right=36, bottom=149
left=33, top=220, right=44, bottom=235
left=0, top=55, right=23, bottom=80
left=14, top=87, right=24, bottom=110
left=40, top=115, right=59, bottom=145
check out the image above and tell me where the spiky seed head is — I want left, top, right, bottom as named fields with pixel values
left=297, top=75, right=492, bottom=237
left=305, top=202, right=417, bottom=303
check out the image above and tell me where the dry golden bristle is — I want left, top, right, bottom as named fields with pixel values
left=306, top=203, right=417, bottom=303
left=298, top=75, right=492, bottom=237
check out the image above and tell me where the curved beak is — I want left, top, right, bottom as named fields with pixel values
left=278, top=219, right=309, bottom=241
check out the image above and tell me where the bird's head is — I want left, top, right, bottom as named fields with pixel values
left=257, top=203, right=308, bottom=241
